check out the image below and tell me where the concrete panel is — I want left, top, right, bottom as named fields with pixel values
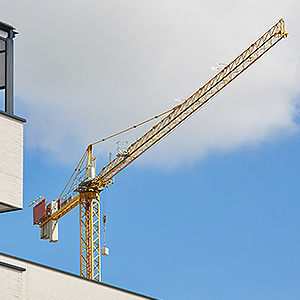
left=0, top=112, right=24, bottom=212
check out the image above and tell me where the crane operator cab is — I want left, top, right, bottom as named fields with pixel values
left=75, top=164, right=96, bottom=193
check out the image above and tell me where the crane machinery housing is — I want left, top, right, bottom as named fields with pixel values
left=30, top=19, right=288, bottom=282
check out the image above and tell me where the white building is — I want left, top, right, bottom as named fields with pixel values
left=0, top=252, right=158, bottom=300
left=0, top=112, right=25, bottom=212
left=0, top=21, right=25, bottom=213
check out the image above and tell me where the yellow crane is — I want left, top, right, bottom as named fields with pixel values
left=30, top=19, right=288, bottom=282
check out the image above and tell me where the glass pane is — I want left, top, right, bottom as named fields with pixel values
left=0, top=39, right=5, bottom=52
left=0, top=30, right=8, bottom=39
left=0, top=90, right=4, bottom=111
left=0, top=52, right=5, bottom=89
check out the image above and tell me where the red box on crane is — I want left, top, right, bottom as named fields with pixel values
left=33, top=198, right=46, bottom=225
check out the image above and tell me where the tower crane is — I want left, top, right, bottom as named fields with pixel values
left=30, top=19, right=288, bottom=282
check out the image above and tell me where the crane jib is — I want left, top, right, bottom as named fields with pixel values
left=94, top=19, right=287, bottom=188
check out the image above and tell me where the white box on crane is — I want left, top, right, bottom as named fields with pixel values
left=40, top=201, right=59, bottom=242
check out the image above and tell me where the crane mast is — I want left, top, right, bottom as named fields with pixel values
left=31, top=19, right=288, bottom=282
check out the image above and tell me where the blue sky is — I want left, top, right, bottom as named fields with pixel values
left=1, top=1, right=300, bottom=299
left=2, top=128, right=300, bottom=299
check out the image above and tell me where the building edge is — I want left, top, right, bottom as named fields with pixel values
left=0, top=251, right=161, bottom=300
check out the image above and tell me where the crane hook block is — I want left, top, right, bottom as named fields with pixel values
left=101, top=247, right=109, bottom=256
left=103, top=214, right=106, bottom=224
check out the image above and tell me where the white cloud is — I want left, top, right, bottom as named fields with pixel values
left=1, top=0, right=299, bottom=169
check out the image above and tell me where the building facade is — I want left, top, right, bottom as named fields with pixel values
left=0, top=112, right=25, bottom=212
left=0, top=252, right=158, bottom=300
left=0, top=21, right=25, bottom=212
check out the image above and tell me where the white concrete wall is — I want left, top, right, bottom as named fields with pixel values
left=0, top=113, right=23, bottom=211
left=0, top=262, right=24, bottom=299
left=0, top=253, right=158, bottom=300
